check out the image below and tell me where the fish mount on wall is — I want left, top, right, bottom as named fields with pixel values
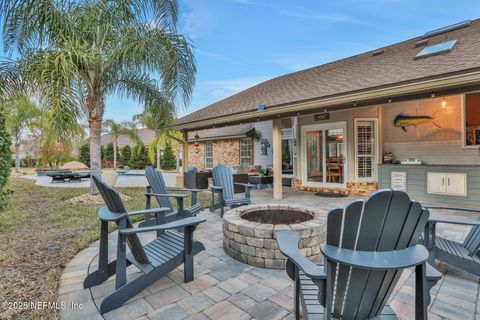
left=393, top=114, right=441, bottom=132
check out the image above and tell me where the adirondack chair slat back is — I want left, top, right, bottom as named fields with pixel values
left=145, top=166, right=174, bottom=212
left=212, top=164, right=235, bottom=200
left=325, top=189, right=428, bottom=319
left=92, top=176, right=150, bottom=264
left=463, top=222, right=480, bottom=256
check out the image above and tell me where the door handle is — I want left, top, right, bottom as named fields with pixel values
left=442, top=177, right=445, bottom=186
left=448, top=177, right=450, bottom=186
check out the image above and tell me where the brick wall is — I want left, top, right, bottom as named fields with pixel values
left=188, top=138, right=243, bottom=170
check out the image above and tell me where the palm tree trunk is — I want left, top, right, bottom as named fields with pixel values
left=156, top=145, right=161, bottom=170
left=87, top=91, right=104, bottom=195
left=113, top=137, right=117, bottom=170
left=14, top=144, right=20, bottom=173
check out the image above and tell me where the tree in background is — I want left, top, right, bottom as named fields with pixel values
left=134, top=102, right=181, bottom=170
left=103, top=143, right=114, bottom=162
left=103, top=119, right=139, bottom=169
left=1, top=0, right=196, bottom=193
left=160, top=141, right=176, bottom=170
left=79, top=143, right=90, bottom=166
left=0, top=102, right=12, bottom=210
left=121, top=145, right=132, bottom=168
left=131, top=143, right=150, bottom=169
left=4, top=94, right=40, bottom=173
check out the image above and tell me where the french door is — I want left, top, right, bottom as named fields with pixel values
left=301, top=122, right=347, bottom=187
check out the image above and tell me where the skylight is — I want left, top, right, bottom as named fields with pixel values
left=414, top=40, right=457, bottom=60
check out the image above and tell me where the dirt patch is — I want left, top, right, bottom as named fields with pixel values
left=64, top=193, right=132, bottom=205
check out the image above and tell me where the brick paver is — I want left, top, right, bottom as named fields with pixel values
left=58, top=188, right=480, bottom=319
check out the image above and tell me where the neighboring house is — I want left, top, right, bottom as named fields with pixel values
left=101, top=128, right=155, bottom=147
left=176, top=20, right=480, bottom=206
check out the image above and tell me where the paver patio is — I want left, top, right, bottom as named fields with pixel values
left=58, top=188, right=480, bottom=320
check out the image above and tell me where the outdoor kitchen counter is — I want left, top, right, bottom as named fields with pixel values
left=378, top=164, right=480, bottom=207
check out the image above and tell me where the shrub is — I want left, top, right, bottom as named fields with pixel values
left=103, top=143, right=114, bottom=161
left=78, top=142, right=90, bottom=166
left=121, top=145, right=132, bottom=167
left=160, top=141, right=177, bottom=170
left=20, top=155, right=39, bottom=167
left=0, top=106, right=12, bottom=210
left=131, top=142, right=150, bottom=169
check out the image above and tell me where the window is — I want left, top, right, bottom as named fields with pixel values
left=240, top=138, right=253, bottom=166
left=414, top=40, right=457, bottom=60
left=465, top=93, right=480, bottom=146
left=205, top=142, right=213, bottom=169
left=355, top=119, right=377, bottom=181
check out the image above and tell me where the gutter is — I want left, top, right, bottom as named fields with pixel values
left=176, top=70, right=480, bottom=131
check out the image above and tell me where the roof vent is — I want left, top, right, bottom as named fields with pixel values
left=422, top=20, right=471, bottom=39
left=372, top=49, right=384, bottom=56
left=415, top=39, right=429, bottom=47
left=415, top=39, right=457, bottom=60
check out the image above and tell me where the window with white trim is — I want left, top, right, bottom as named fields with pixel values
left=465, top=92, right=480, bottom=146
left=240, top=138, right=253, bottom=166
left=205, top=142, right=213, bottom=169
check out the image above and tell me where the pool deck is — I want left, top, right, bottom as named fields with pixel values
left=58, top=188, right=480, bottom=320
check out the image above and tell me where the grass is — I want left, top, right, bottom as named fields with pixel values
left=0, top=177, right=210, bottom=320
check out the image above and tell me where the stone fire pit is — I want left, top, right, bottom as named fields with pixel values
left=222, top=204, right=327, bottom=269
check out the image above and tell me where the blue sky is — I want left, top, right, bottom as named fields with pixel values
left=4, top=1, right=480, bottom=121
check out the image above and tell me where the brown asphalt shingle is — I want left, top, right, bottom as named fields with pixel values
left=177, top=20, right=480, bottom=127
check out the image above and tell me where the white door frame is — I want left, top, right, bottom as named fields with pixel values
left=354, top=118, right=379, bottom=182
left=301, top=121, right=347, bottom=188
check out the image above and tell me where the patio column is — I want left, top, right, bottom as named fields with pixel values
left=272, top=119, right=282, bottom=200
left=182, top=131, right=188, bottom=172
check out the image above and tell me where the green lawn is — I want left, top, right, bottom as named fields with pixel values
left=0, top=178, right=210, bottom=320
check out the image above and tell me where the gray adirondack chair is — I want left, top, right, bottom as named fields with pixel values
left=84, top=175, right=206, bottom=314
left=209, top=164, right=254, bottom=217
left=140, top=166, right=203, bottom=228
left=276, top=189, right=441, bottom=320
left=423, top=205, right=480, bottom=276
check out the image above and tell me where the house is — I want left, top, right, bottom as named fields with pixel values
left=101, top=128, right=155, bottom=148
left=176, top=20, right=480, bottom=205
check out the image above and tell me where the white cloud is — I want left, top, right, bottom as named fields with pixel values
left=181, top=0, right=217, bottom=38
left=279, top=10, right=376, bottom=27
left=202, top=76, right=270, bottom=100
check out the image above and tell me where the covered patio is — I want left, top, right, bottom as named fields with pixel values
left=58, top=188, right=480, bottom=320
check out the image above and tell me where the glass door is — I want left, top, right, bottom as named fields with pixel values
left=302, top=122, right=347, bottom=187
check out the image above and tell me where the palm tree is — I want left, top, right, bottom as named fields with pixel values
left=4, top=93, right=41, bottom=173
left=103, top=119, right=139, bottom=169
left=134, top=100, right=180, bottom=170
left=0, top=0, right=195, bottom=193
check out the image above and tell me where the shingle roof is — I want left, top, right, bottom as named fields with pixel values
left=187, top=123, right=254, bottom=141
left=177, top=20, right=480, bottom=127
left=101, top=128, right=154, bottom=147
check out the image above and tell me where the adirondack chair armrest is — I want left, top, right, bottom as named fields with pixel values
left=145, top=193, right=188, bottom=198
left=276, top=231, right=327, bottom=280
left=210, top=185, right=223, bottom=191
left=119, top=216, right=207, bottom=235
left=126, top=207, right=171, bottom=217
left=423, top=205, right=480, bottom=214
left=320, top=244, right=429, bottom=270
left=179, top=188, right=200, bottom=205
left=427, top=214, right=480, bottom=226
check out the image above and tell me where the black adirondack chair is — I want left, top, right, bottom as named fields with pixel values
left=209, top=164, right=254, bottom=217
left=276, top=189, right=441, bottom=320
left=423, top=205, right=480, bottom=276
left=84, top=176, right=206, bottom=314
left=140, top=166, right=203, bottom=228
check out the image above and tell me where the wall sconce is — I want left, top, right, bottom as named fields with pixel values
left=441, top=97, right=447, bottom=109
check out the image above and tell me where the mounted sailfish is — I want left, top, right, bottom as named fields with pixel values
left=393, top=114, right=441, bottom=132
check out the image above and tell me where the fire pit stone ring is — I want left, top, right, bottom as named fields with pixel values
left=222, top=204, right=328, bottom=269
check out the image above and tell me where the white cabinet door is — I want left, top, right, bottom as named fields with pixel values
left=427, top=172, right=446, bottom=195
left=446, top=173, right=467, bottom=196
